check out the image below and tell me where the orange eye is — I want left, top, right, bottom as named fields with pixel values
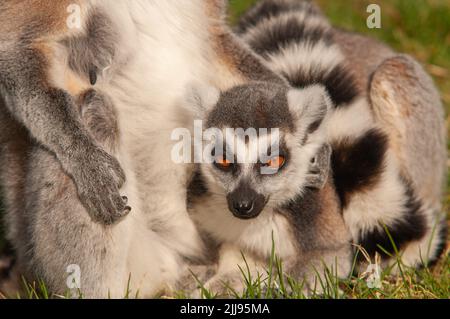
left=216, top=156, right=232, bottom=168
left=265, top=156, right=286, bottom=169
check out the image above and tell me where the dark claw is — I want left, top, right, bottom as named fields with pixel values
left=122, top=196, right=128, bottom=205
left=89, top=67, right=98, bottom=86
left=124, top=206, right=132, bottom=214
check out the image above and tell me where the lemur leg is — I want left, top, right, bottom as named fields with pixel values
left=22, top=89, right=184, bottom=298
left=370, top=55, right=446, bottom=208
left=369, top=55, right=447, bottom=266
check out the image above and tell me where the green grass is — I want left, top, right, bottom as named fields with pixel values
left=10, top=241, right=449, bottom=299
left=1, top=0, right=449, bottom=299
left=189, top=248, right=450, bottom=300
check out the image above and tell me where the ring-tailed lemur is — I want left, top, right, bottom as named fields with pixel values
left=0, top=0, right=286, bottom=297
left=186, top=0, right=447, bottom=294
left=185, top=81, right=352, bottom=295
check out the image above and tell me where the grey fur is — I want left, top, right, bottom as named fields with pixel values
left=0, top=86, right=126, bottom=296
left=207, top=82, right=293, bottom=131
left=24, top=89, right=127, bottom=296
left=1, top=0, right=292, bottom=297
left=61, top=9, right=118, bottom=85
left=0, top=4, right=129, bottom=293
left=0, top=0, right=446, bottom=298
left=213, top=31, right=287, bottom=85
left=369, top=54, right=447, bottom=206
left=332, top=27, right=446, bottom=264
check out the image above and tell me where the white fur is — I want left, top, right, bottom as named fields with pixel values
left=265, top=41, right=344, bottom=82
left=190, top=95, right=333, bottom=286
left=101, top=0, right=213, bottom=296
left=325, top=98, right=376, bottom=140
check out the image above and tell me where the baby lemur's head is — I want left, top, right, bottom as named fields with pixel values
left=187, top=81, right=332, bottom=220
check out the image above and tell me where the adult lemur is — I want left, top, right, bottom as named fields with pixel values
left=185, top=0, right=447, bottom=294
left=0, top=0, right=286, bottom=297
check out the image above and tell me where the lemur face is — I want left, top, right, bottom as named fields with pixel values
left=187, top=82, right=332, bottom=220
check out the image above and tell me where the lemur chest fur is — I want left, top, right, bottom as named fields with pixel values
left=58, top=1, right=212, bottom=127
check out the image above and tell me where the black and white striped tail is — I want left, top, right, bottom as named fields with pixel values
left=237, top=0, right=360, bottom=107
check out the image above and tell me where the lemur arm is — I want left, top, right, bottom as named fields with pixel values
left=0, top=48, right=128, bottom=225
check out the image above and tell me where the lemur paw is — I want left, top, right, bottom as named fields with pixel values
left=68, top=144, right=130, bottom=225
left=69, top=89, right=130, bottom=225
left=305, top=144, right=332, bottom=189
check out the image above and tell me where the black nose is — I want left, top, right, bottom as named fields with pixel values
left=227, top=181, right=266, bottom=220
left=232, top=200, right=255, bottom=216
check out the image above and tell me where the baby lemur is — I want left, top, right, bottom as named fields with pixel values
left=186, top=81, right=352, bottom=294
left=184, top=0, right=447, bottom=294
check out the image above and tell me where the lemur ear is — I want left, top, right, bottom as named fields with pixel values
left=185, top=83, right=220, bottom=120
left=287, top=84, right=333, bottom=135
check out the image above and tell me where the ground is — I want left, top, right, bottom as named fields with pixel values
left=0, top=0, right=449, bottom=299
